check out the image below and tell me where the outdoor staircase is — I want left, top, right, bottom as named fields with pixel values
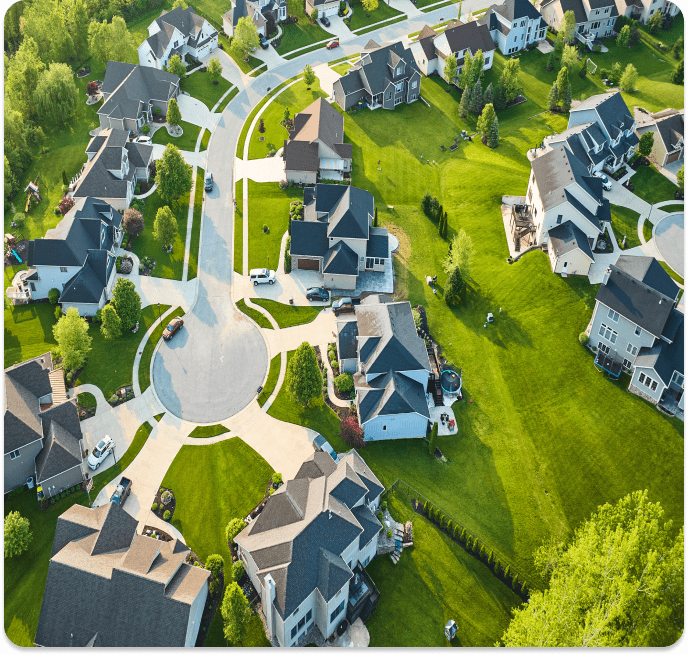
left=49, top=368, right=69, bottom=405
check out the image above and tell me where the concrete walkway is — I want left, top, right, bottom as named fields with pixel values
left=262, top=309, right=337, bottom=356
left=68, top=384, right=109, bottom=416
left=235, top=156, right=286, bottom=182
left=313, top=62, right=341, bottom=98
left=261, top=351, right=287, bottom=412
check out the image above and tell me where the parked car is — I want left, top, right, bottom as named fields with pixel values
left=306, top=287, right=329, bottom=302
left=326, top=39, right=339, bottom=50
left=204, top=171, right=213, bottom=191
left=163, top=316, right=184, bottom=340
left=313, top=434, right=338, bottom=462
left=135, top=135, right=152, bottom=144
left=88, top=435, right=114, bottom=470
left=110, top=477, right=132, bottom=506
left=320, top=16, right=331, bottom=27
left=594, top=171, right=612, bottom=191
left=332, top=297, right=360, bottom=316
left=260, top=35, right=269, bottom=49
left=250, top=268, right=276, bottom=286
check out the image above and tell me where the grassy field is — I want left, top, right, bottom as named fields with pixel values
left=247, top=182, right=301, bottom=269
left=236, top=299, right=274, bottom=329
left=139, top=306, right=185, bottom=392
left=248, top=78, right=327, bottom=159
left=630, top=165, right=680, bottom=204
left=258, top=353, right=282, bottom=406
left=276, top=0, right=333, bottom=55
left=205, top=610, right=270, bottom=647
left=216, top=86, right=239, bottom=114
left=252, top=299, right=323, bottom=328
left=152, top=121, right=202, bottom=151
left=234, top=181, right=243, bottom=274
left=188, top=424, right=230, bottom=438
left=348, top=2, right=404, bottom=31
left=133, top=190, right=190, bottom=280
left=187, top=168, right=205, bottom=280
left=180, top=71, right=231, bottom=109
left=610, top=205, right=641, bottom=249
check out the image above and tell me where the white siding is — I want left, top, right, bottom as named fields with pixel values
left=184, top=581, right=208, bottom=646
left=363, top=413, right=428, bottom=441
left=32, top=266, right=81, bottom=299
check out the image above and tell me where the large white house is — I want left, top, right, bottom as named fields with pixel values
left=540, top=0, right=619, bottom=47
left=138, top=6, right=218, bottom=70
left=222, top=0, right=287, bottom=37
left=478, top=0, right=548, bottom=55
left=614, top=0, right=681, bottom=23
left=235, top=450, right=384, bottom=647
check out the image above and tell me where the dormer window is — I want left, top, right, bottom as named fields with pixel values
left=397, top=66, right=402, bottom=75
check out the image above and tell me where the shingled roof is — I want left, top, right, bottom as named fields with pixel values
left=356, top=370, right=430, bottom=424
left=441, top=20, right=496, bottom=56
left=570, top=92, right=634, bottom=141
left=548, top=220, right=595, bottom=261
left=635, top=312, right=684, bottom=385
left=143, top=6, right=215, bottom=57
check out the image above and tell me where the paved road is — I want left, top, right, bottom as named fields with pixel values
left=654, top=211, right=684, bottom=277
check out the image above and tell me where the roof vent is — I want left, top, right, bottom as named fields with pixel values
left=659, top=298, right=662, bottom=304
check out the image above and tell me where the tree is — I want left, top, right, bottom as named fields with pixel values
left=285, top=342, right=321, bottom=407
left=340, top=415, right=365, bottom=449
left=488, top=116, right=500, bottom=148
left=458, top=85, right=470, bottom=117
left=445, top=265, right=465, bottom=305
left=206, top=554, right=224, bottom=593
left=65, top=0, right=91, bottom=63
left=672, top=36, right=683, bottom=59
left=483, top=82, right=494, bottom=106
left=473, top=50, right=485, bottom=83
left=676, top=165, right=684, bottom=190
left=122, top=208, right=144, bottom=237
left=499, top=58, right=520, bottom=104
left=648, top=9, right=663, bottom=35
left=283, top=107, right=291, bottom=123
left=493, top=82, right=507, bottom=111
left=469, top=79, right=483, bottom=114
left=53, top=307, right=92, bottom=371
left=21, top=0, right=75, bottom=65
left=221, top=582, right=252, bottom=644
left=88, top=16, right=138, bottom=69
left=4, top=512, right=32, bottom=558
left=171, top=0, right=188, bottom=8
left=559, top=10, right=577, bottom=43
left=670, top=59, right=683, bottom=85
left=232, top=561, right=244, bottom=583
left=638, top=131, right=654, bottom=157
left=86, top=80, right=99, bottom=97
left=546, top=51, right=555, bottom=71
left=500, top=490, right=684, bottom=647
left=619, top=64, right=638, bottom=92
left=167, top=54, right=186, bottom=80
left=156, top=144, right=193, bottom=202
left=610, top=61, right=622, bottom=85
left=166, top=97, right=182, bottom=128
left=153, top=206, right=178, bottom=250
left=303, top=63, right=316, bottom=86
left=4, top=157, right=15, bottom=204
left=444, top=53, right=458, bottom=85
left=560, top=45, right=577, bottom=71
left=556, top=67, right=570, bottom=111
left=444, top=229, right=476, bottom=280
left=100, top=303, right=122, bottom=340
left=628, top=21, right=641, bottom=47
left=561, top=83, right=572, bottom=112
left=4, top=37, right=46, bottom=119
left=579, top=58, right=588, bottom=78
left=428, top=421, right=438, bottom=455
left=476, top=103, right=496, bottom=138
left=616, top=25, right=630, bottom=48
left=231, top=16, right=260, bottom=61
left=111, top=277, right=141, bottom=331
left=225, top=518, right=245, bottom=544
left=361, top=0, right=379, bottom=12
left=421, top=192, right=432, bottom=215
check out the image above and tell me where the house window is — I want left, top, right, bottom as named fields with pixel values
left=599, top=323, right=617, bottom=344
left=330, top=600, right=345, bottom=624
left=9, top=449, right=21, bottom=460
left=635, top=326, right=642, bottom=336
left=395, top=82, right=404, bottom=92
left=291, top=626, right=298, bottom=639
left=396, top=66, right=402, bottom=75
left=383, top=425, right=387, bottom=430
left=298, top=617, right=306, bottom=631
left=30, top=283, right=36, bottom=292
left=622, top=358, right=632, bottom=370
left=363, top=556, right=370, bottom=566
left=60, top=267, right=68, bottom=273
left=556, top=214, right=562, bottom=224
left=411, top=80, right=417, bottom=89
left=607, top=309, right=619, bottom=322
left=306, top=610, right=312, bottom=623
left=386, top=91, right=392, bottom=100
left=626, top=343, right=638, bottom=356
left=591, top=21, right=601, bottom=29
left=599, top=343, right=610, bottom=355
left=639, top=372, right=646, bottom=384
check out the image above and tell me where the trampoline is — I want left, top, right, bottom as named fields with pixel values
left=441, top=369, right=461, bottom=394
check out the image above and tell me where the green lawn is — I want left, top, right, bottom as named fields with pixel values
left=630, top=165, right=680, bottom=204
left=250, top=63, right=268, bottom=76
left=421, top=0, right=456, bottom=10
left=133, top=190, right=191, bottom=280
left=234, top=181, right=243, bottom=274
left=252, top=298, right=323, bottom=328
left=154, top=413, right=165, bottom=421
left=267, top=350, right=346, bottom=452
left=659, top=260, right=684, bottom=285
left=355, top=15, right=407, bottom=35
left=657, top=203, right=684, bottom=214
left=643, top=218, right=654, bottom=242
left=248, top=78, right=327, bottom=159
left=205, top=609, right=271, bottom=647
left=247, top=182, right=301, bottom=269
left=258, top=353, right=282, bottom=406
left=220, top=34, right=264, bottom=74
left=236, top=298, right=274, bottom=329
left=366, top=490, right=521, bottom=647
left=180, top=71, right=231, bottom=109
left=139, top=306, right=185, bottom=392
left=609, top=205, right=641, bottom=249
left=200, top=129, right=210, bottom=152
left=76, top=304, right=170, bottom=398
left=188, top=168, right=205, bottom=280
left=276, top=0, right=333, bottom=55
left=332, top=62, right=352, bottom=76
left=152, top=120, right=202, bottom=151
left=216, top=86, right=239, bottom=114
left=348, top=2, right=404, bottom=31
left=188, top=424, right=230, bottom=438
left=77, top=392, right=97, bottom=408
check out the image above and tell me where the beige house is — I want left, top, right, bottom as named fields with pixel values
left=540, top=0, right=618, bottom=47
left=636, top=109, right=684, bottom=167
left=614, top=0, right=681, bottom=23
left=306, top=0, right=340, bottom=18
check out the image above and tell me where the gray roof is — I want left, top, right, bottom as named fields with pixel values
left=443, top=20, right=496, bottom=55
left=352, top=504, right=382, bottom=547
left=60, top=249, right=114, bottom=305
left=288, top=98, right=350, bottom=162
left=541, top=0, right=588, bottom=24
left=283, top=139, right=319, bottom=173
left=653, top=111, right=684, bottom=151
left=484, top=0, right=543, bottom=21
left=295, top=450, right=339, bottom=480
left=326, top=185, right=373, bottom=240
left=323, top=240, right=359, bottom=276
left=144, top=6, right=214, bottom=56
left=548, top=220, right=595, bottom=261
left=36, top=503, right=209, bottom=647
left=35, top=402, right=83, bottom=484
left=636, top=313, right=684, bottom=385
left=571, top=92, right=634, bottom=141
left=290, top=219, right=328, bottom=258
left=366, top=230, right=389, bottom=258
left=337, top=319, right=359, bottom=360
left=596, top=256, right=679, bottom=337
left=417, top=25, right=438, bottom=61
left=357, top=370, right=430, bottom=424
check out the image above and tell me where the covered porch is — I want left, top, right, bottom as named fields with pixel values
left=6, top=268, right=36, bottom=304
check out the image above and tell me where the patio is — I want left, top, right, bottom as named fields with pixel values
left=427, top=398, right=457, bottom=436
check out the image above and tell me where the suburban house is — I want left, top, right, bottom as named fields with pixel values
left=98, top=61, right=180, bottom=134
left=546, top=220, right=595, bottom=276
left=635, top=108, right=684, bottom=167
left=540, top=0, right=619, bottom=47
left=614, top=0, right=681, bottom=23
left=333, top=40, right=422, bottom=111
left=137, top=5, right=218, bottom=69
left=410, top=20, right=495, bottom=78
left=289, top=184, right=389, bottom=290
left=35, top=502, right=210, bottom=647
left=4, top=353, right=84, bottom=495
left=72, top=128, right=153, bottom=211
left=587, top=256, right=683, bottom=416
left=478, top=0, right=548, bottom=55
left=284, top=98, right=353, bottom=185
left=306, top=0, right=340, bottom=19
left=234, top=449, right=384, bottom=647
left=9, top=197, right=123, bottom=316
left=222, top=0, right=287, bottom=37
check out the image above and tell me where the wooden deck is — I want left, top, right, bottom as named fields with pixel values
left=48, top=368, right=69, bottom=405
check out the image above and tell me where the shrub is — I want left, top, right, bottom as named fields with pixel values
left=480, top=544, right=486, bottom=558
left=512, top=573, right=519, bottom=588
left=273, top=472, right=283, bottom=485
left=453, top=525, right=460, bottom=539
left=494, top=558, right=501, bottom=572
left=163, top=510, right=171, bottom=520
left=206, top=553, right=225, bottom=579
left=579, top=332, right=589, bottom=345
left=386, top=529, right=392, bottom=538
left=334, top=373, right=354, bottom=394
left=54, top=306, right=63, bottom=320
left=377, top=510, right=383, bottom=521
left=66, top=372, right=73, bottom=384
left=447, top=519, right=453, bottom=533
left=423, top=500, right=428, bottom=514
left=328, top=350, right=337, bottom=362
left=232, top=560, right=245, bottom=582
left=521, top=581, right=527, bottom=594
left=380, top=500, right=387, bottom=512
left=109, top=394, right=118, bottom=404
left=472, top=539, right=479, bottom=552
left=268, top=488, right=274, bottom=495
left=488, top=550, right=494, bottom=564
left=466, top=535, right=473, bottom=549
left=141, top=124, right=151, bottom=135
left=161, top=490, right=173, bottom=505
left=48, top=288, right=60, bottom=305
left=152, top=503, right=158, bottom=511
left=225, top=518, right=245, bottom=544
left=504, top=564, right=510, bottom=578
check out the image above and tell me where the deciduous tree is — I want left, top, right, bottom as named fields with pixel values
left=559, top=10, right=577, bottom=43
left=677, top=165, right=684, bottom=189
left=560, top=45, right=577, bottom=70
left=443, top=53, right=458, bottom=85
left=4, top=512, right=33, bottom=558
left=171, top=0, right=188, bottom=8
left=221, top=582, right=252, bottom=644
left=153, top=206, right=178, bottom=250
left=100, top=303, right=122, bottom=340
left=285, top=342, right=321, bottom=407
left=362, top=0, right=379, bottom=12
left=88, top=16, right=138, bottom=68
left=619, top=63, right=638, bottom=92
left=648, top=9, right=663, bottom=35
left=340, top=416, right=365, bottom=449
left=4, top=37, right=46, bottom=119
left=21, top=0, right=75, bottom=65
left=476, top=103, right=495, bottom=137
left=499, top=57, right=520, bottom=104
left=53, top=307, right=92, bottom=371
left=231, top=16, right=260, bottom=61
left=303, top=63, right=316, bottom=86
left=35, top=63, right=79, bottom=124
left=444, top=229, right=476, bottom=280
left=111, top=277, right=141, bottom=331
left=616, top=25, right=630, bottom=48
left=156, top=143, right=193, bottom=202
left=670, top=59, right=683, bottom=85
left=167, top=54, right=186, bottom=80
left=123, top=208, right=144, bottom=237
left=638, top=131, right=654, bottom=157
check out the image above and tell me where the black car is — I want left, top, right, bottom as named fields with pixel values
left=260, top=36, right=269, bottom=49
left=306, top=287, right=329, bottom=302
left=320, top=16, right=331, bottom=27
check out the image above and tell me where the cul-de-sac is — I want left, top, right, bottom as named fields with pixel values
left=3, top=0, right=684, bottom=648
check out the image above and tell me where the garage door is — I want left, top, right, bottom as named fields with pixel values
left=666, top=150, right=682, bottom=164
left=298, top=258, right=320, bottom=271
left=322, top=5, right=338, bottom=17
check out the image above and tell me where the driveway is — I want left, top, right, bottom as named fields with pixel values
left=236, top=155, right=286, bottom=182
left=313, top=63, right=341, bottom=98
left=654, top=211, right=684, bottom=277
left=151, top=144, right=207, bottom=168
left=177, top=93, right=221, bottom=131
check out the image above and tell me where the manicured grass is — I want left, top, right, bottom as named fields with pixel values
left=234, top=181, right=244, bottom=274
left=133, top=190, right=191, bottom=280
left=220, top=34, right=264, bottom=74
left=216, top=86, right=239, bottom=113
left=348, top=2, right=404, bottom=31
left=248, top=78, right=327, bottom=159
left=77, top=392, right=97, bottom=408
left=152, top=120, right=202, bottom=151
left=609, top=205, right=641, bottom=249
left=154, top=413, right=165, bottom=421
left=139, top=306, right=185, bottom=392
left=180, top=70, right=231, bottom=109
left=250, top=63, right=268, bottom=76
left=252, top=298, right=323, bottom=328
left=366, top=491, right=521, bottom=647
left=187, top=168, right=205, bottom=280
left=275, top=0, right=333, bottom=55
left=630, top=165, right=680, bottom=204
left=659, top=260, right=684, bottom=285
left=205, top=608, right=271, bottom=647
left=357, top=15, right=407, bottom=35
left=421, top=0, right=456, bottom=10
left=267, top=350, right=346, bottom=451
left=247, top=181, right=301, bottom=269
left=657, top=203, right=684, bottom=214
left=332, top=62, right=352, bottom=76
left=258, top=353, right=282, bottom=406
left=76, top=304, right=169, bottom=398
left=200, top=129, right=211, bottom=151
left=643, top=218, right=654, bottom=242
left=236, top=299, right=274, bottom=329
left=187, top=424, right=230, bottom=438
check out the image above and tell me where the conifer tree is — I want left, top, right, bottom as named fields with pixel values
left=488, top=116, right=500, bottom=148
left=548, top=82, right=559, bottom=111
left=483, top=82, right=494, bottom=106
left=469, top=79, right=483, bottom=114
left=458, top=85, right=470, bottom=117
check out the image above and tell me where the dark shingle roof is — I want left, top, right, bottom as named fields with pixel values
left=636, top=315, right=684, bottom=386
left=284, top=140, right=319, bottom=173
left=572, top=92, right=634, bottom=140
left=548, top=220, right=595, bottom=261
left=60, top=250, right=112, bottom=305
left=288, top=98, right=348, bottom=160
left=614, top=255, right=680, bottom=299
left=443, top=20, right=496, bottom=55
left=295, top=451, right=338, bottom=480
left=541, top=0, right=588, bottom=24
left=337, top=319, right=359, bottom=360
left=488, top=0, right=543, bottom=21
left=326, top=462, right=368, bottom=508
left=357, top=370, right=430, bottom=424
left=326, top=185, right=373, bottom=240
left=323, top=241, right=359, bottom=276
left=652, top=111, right=684, bottom=151
left=338, top=450, right=385, bottom=505
left=366, top=231, right=389, bottom=258
left=290, top=220, right=328, bottom=258
left=352, top=504, right=381, bottom=547
left=144, top=6, right=213, bottom=56
left=35, top=401, right=83, bottom=484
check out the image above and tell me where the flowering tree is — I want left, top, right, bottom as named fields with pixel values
left=340, top=416, right=365, bottom=449
left=86, top=81, right=99, bottom=96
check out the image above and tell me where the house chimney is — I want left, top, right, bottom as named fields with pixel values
left=602, top=267, right=612, bottom=285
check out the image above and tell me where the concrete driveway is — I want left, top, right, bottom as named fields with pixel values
left=177, top=93, right=221, bottom=131
left=236, top=155, right=286, bottom=182
left=313, top=63, right=341, bottom=98
left=654, top=211, right=684, bottom=277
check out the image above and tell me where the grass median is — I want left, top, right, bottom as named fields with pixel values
left=188, top=424, right=230, bottom=438
left=236, top=299, right=274, bottom=329
left=252, top=298, right=323, bottom=328
left=187, top=168, right=204, bottom=280
left=258, top=353, right=282, bottom=406
left=139, top=306, right=185, bottom=393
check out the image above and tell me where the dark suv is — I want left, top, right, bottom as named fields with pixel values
left=320, top=16, right=331, bottom=27
left=306, top=287, right=329, bottom=302
left=260, top=36, right=269, bottom=49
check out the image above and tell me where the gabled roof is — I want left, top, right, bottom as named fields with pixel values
left=289, top=219, right=328, bottom=258
left=570, top=92, right=634, bottom=140
left=144, top=6, right=213, bottom=56
left=442, top=20, right=496, bottom=55
left=326, top=186, right=372, bottom=240
left=416, top=25, right=439, bottom=61
left=635, top=314, right=684, bottom=385
left=485, top=0, right=543, bottom=22
left=541, top=0, right=588, bottom=24
left=357, top=370, right=430, bottom=424
left=35, top=407, right=83, bottom=484
left=60, top=249, right=113, bottom=305
left=614, top=255, right=680, bottom=300
left=288, top=98, right=348, bottom=160
left=283, top=139, right=319, bottom=173
left=548, top=220, right=595, bottom=261
left=323, top=240, right=359, bottom=276
left=337, top=319, right=359, bottom=360
left=653, top=111, right=684, bottom=151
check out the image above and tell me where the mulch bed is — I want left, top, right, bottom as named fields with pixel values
left=76, top=65, right=91, bottom=78
left=142, top=525, right=173, bottom=541
left=136, top=180, right=154, bottom=195
left=630, top=156, right=651, bottom=170
left=36, top=483, right=83, bottom=511
left=76, top=402, right=96, bottom=421
left=506, top=94, right=527, bottom=108
left=152, top=486, right=176, bottom=521
left=108, top=385, right=135, bottom=406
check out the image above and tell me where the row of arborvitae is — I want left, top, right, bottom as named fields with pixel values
left=420, top=500, right=528, bottom=596
left=420, top=194, right=449, bottom=238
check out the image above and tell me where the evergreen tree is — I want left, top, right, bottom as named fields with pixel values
left=561, top=84, right=572, bottom=112
left=460, top=527, right=466, bottom=542
left=221, top=582, right=252, bottom=644
left=546, top=51, right=555, bottom=71
left=483, top=82, right=494, bottom=106
left=458, top=85, right=470, bottom=117
left=469, top=79, right=483, bottom=114
left=579, top=58, right=588, bottom=78
left=671, top=59, right=683, bottom=85
left=638, top=131, right=654, bottom=157
left=423, top=500, right=429, bottom=514
left=62, top=170, right=68, bottom=186
left=453, top=525, right=460, bottom=539
left=512, top=573, right=519, bottom=589
left=166, top=98, right=182, bottom=128
left=488, top=116, right=500, bottom=148
left=428, top=421, right=438, bottom=455
left=548, top=82, right=559, bottom=111
left=421, top=191, right=432, bottom=215
left=447, top=519, right=453, bottom=533
left=493, top=82, right=507, bottom=111
left=445, top=266, right=465, bottom=305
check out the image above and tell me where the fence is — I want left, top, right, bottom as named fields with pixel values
left=383, top=479, right=539, bottom=594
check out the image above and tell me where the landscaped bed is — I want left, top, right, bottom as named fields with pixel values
left=258, top=353, right=281, bottom=406
left=139, top=306, right=185, bottom=392
left=151, top=486, right=176, bottom=522
left=236, top=298, right=273, bottom=329
left=252, top=298, right=323, bottom=328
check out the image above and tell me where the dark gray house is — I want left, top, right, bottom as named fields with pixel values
left=4, top=353, right=84, bottom=495
left=235, top=449, right=383, bottom=647
left=333, top=40, right=422, bottom=111
left=36, top=502, right=210, bottom=647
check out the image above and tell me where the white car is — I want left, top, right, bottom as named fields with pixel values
left=88, top=435, right=114, bottom=470
left=249, top=268, right=276, bottom=286
left=594, top=171, right=612, bottom=191
left=135, top=135, right=152, bottom=144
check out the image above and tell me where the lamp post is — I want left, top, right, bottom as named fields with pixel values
left=157, top=302, right=161, bottom=324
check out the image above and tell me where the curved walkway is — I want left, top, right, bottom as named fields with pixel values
left=68, top=384, right=109, bottom=416
left=321, top=349, right=350, bottom=409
